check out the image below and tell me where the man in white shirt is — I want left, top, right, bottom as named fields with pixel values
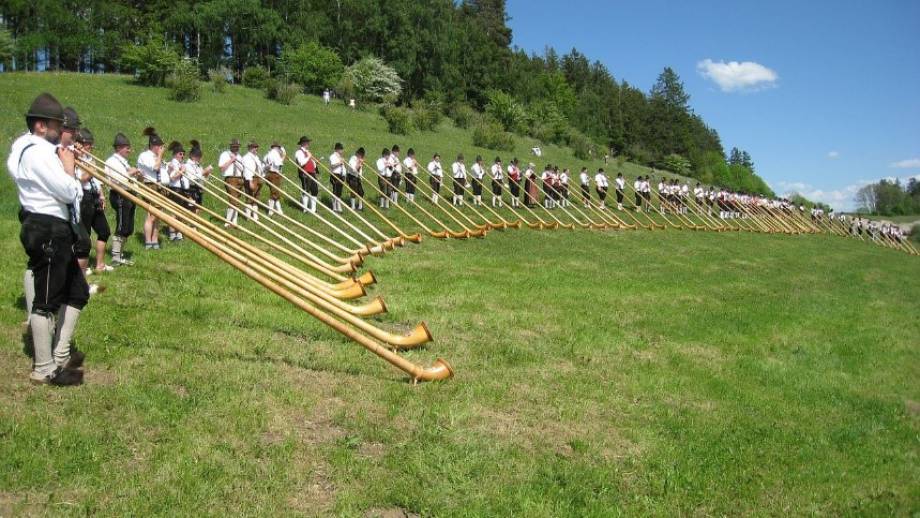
left=138, top=127, right=166, bottom=246
left=184, top=141, right=212, bottom=214
left=347, top=147, right=366, bottom=210
left=293, top=136, right=318, bottom=214
left=164, top=140, right=188, bottom=240
left=8, top=93, right=86, bottom=386
left=451, top=154, right=467, bottom=206
left=262, top=141, right=285, bottom=216
left=633, top=176, right=643, bottom=211
left=374, top=148, right=392, bottom=208
left=241, top=140, right=264, bottom=220
left=75, top=129, right=113, bottom=275
left=427, top=153, right=444, bottom=205
left=642, top=175, right=652, bottom=212
left=558, top=168, right=570, bottom=208
left=389, top=145, right=402, bottom=205
left=594, top=168, right=609, bottom=208
left=540, top=166, right=554, bottom=209
left=403, top=148, right=419, bottom=203
left=507, top=158, right=522, bottom=208
left=219, top=137, right=245, bottom=223
left=105, top=132, right=140, bottom=265
left=579, top=167, right=591, bottom=207
left=490, top=157, right=504, bottom=207
left=329, top=142, right=346, bottom=213
left=614, top=173, right=626, bottom=210
left=470, top=155, right=486, bottom=206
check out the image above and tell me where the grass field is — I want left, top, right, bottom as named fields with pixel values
left=1, top=73, right=919, bottom=516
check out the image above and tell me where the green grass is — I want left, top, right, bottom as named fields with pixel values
left=1, top=73, right=919, bottom=516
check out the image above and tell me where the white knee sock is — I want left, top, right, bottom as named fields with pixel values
left=24, top=269, right=34, bottom=320
left=30, top=312, right=56, bottom=378
left=53, top=305, right=81, bottom=366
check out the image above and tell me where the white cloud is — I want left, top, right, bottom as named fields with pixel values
left=827, top=151, right=839, bottom=159
left=890, top=158, right=920, bottom=169
left=697, top=59, right=778, bottom=92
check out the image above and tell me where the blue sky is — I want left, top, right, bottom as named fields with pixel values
left=506, top=0, right=920, bottom=209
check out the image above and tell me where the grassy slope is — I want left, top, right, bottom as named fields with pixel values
left=1, top=73, right=918, bottom=516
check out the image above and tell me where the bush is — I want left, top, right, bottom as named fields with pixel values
left=265, top=79, right=300, bottom=105
left=166, top=59, right=202, bottom=102
left=379, top=105, right=412, bottom=135
left=120, top=37, right=181, bottom=86
left=448, top=103, right=477, bottom=129
left=280, top=42, right=343, bottom=93
left=242, top=66, right=271, bottom=89
left=566, top=129, right=598, bottom=160
left=412, top=100, right=442, bottom=131
left=472, top=119, right=515, bottom=151
left=485, top=90, right=525, bottom=133
left=911, top=224, right=920, bottom=244
left=341, top=56, right=402, bottom=102
left=208, top=66, right=231, bottom=93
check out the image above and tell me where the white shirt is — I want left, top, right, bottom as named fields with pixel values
left=166, top=157, right=186, bottom=189
left=681, top=184, right=689, bottom=195
left=263, top=147, right=285, bottom=173
left=634, top=180, right=642, bottom=191
left=452, top=162, right=466, bottom=179
left=579, top=172, right=590, bottom=185
left=491, top=163, right=503, bottom=180
left=594, top=173, right=609, bottom=188
left=241, top=151, right=263, bottom=181
left=329, top=152, right=346, bottom=176
left=403, top=156, right=418, bottom=175
left=347, top=155, right=363, bottom=177
left=376, top=157, right=391, bottom=177
left=471, top=163, right=486, bottom=180
left=642, top=181, right=651, bottom=193
left=427, top=160, right=443, bottom=177
left=615, top=177, right=625, bottom=189
left=658, top=182, right=666, bottom=193
left=104, top=153, right=132, bottom=186
left=7, top=133, right=81, bottom=221
left=184, top=159, right=206, bottom=187
left=294, top=147, right=315, bottom=174
left=694, top=187, right=704, bottom=197
left=138, top=149, right=165, bottom=183
left=508, top=164, right=520, bottom=180
left=389, top=154, right=402, bottom=173
left=559, top=172, right=569, bottom=185
left=219, top=150, right=243, bottom=177
left=77, top=156, right=102, bottom=193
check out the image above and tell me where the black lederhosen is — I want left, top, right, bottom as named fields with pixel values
left=509, top=178, right=521, bottom=197
left=635, top=191, right=642, bottom=206
left=299, top=171, right=318, bottom=196
left=378, top=175, right=392, bottom=196
left=347, top=174, right=364, bottom=198
left=596, top=186, right=608, bottom=201
left=405, top=173, right=417, bottom=195
left=429, top=176, right=442, bottom=194
left=452, top=177, right=465, bottom=195
left=79, top=191, right=111, bottom=245
left=491, top=180, right=503, bottom=196
left=581, top=184, right=590, bottom=200
left=20, top=212, right=90, bottom=314
left=188, top=186, right=204, bottom=206
left=543, top=181, right=553, bottom=198
left=616, top=189, right=624, bottom=203
left=471, top=177, right=483, bottom=196
left=109, top=189, right=136, bottom=238
left=560, top=185, right=569, bottom=199
left=330, top=174, right=345, bottom=199
left=391, top=171, right=401, bottom=192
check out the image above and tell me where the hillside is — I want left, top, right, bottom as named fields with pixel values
left=1, top=73, right=918, bottom=515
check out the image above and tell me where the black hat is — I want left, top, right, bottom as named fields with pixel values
left=189, top=139, right=202, bottom=158
left=457, top=153, right=464, bottom=160
left=475, top=155, right=483, bottom=162
left=494, top=156, right=501, bottom=162
left=248, top=140, right=259, bottom=149
left=391, top=144, right=400, bottom=152
left=407, top=148, right=415, bottom=156
left=143, top=127, right=163, bottom=147
left=62, top=107, right=81, bottom=130
left=433, top=153, right=440, bottom=158
left=270, top=141, right=281, bottom=148
left=334, top=142, right=343, bottom=151
left=229, top=138, right=241, bottom=148
left=25, top=93, right=65, bottom=122
left=382, top=148, right=391, bottom=156
left=113, top=132, right=130, bottom=149
left=512, top=158, right=518, bottom=164
left=168, top=140, right=185, bottom=155
left=75, top=128, right=94, bottom=145
left=356, top=147, right=365, bottom=157
left=298, top=136, right=311, bottom=145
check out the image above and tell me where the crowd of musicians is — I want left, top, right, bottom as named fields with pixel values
left=7, top=93, right=914, bottom=385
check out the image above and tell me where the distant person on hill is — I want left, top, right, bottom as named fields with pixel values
left=614, top=172, right=626, bottom=210
left=262, top=141, right=285, bottom=216
left=9, top=93, right=86, bottom=385
left=451, top=153, right=467, bottom=206
left=293, top=136, right=318, bottom=214
left=579, top=167, right=591, bottom=207
left=138, top=127, right=166, bottom=246
left=346, top=147, right=366, bottom=211
left=470, top=155, right=486, bottom=206
left=403, top=148, right=419, bottom=203
left=490, top=157, right=504, bottom=208
left=105, top=133, right=141, bottom=265
left=241, top=140, right=264, bottom=220
left=328, top=142, right=346, bottom=213
left=219, top=137, right=245, bottom=225
left=426, top=153, right=443, bottom=205
left=376, top=148, right=393, bottom=209
left=322, top=89, right=331, bottom=105
left=507, top=158, right=521, bottom=208
left=594, top=168, right=609, bottom=208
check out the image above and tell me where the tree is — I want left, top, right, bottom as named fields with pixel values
left=280, top=42, right=343, bottom=93
left=650, top=66, right=689, bottom=111
left=855, top=184, right=878, bottom=214
left=339, top=56, right=402, bottom=103
left=0, top=27, right=14, bottom=68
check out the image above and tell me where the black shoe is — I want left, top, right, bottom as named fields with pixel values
left=50, top=367, right=83, bottom=386
left=66, top=347, right=85, bottom=369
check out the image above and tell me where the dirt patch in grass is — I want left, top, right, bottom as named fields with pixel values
left=364, top=507, right=420, bottom=518
left=905, top=399, right=920, bottom=417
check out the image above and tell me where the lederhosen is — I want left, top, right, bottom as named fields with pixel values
left=266, top=171, right=282, bottom=200
left=471, top=171, right=483, bottom=196
left=390, top=160, right=401, bottom=193
left=581, top=183, right=590, bottom=200
left=246, top=170, right=263, bottom=200
left=452, top=174, right=465, bottom=195
left=509, top=169, right=521, bottom=197
left=405, top=169, right=417, bottom=195
left=106, top=156, right=136, bottom=239
left=429, top=172, right=442, bottom=194
left=346, top=166, right=364, bottom=198
left=615, top=183, right=624, bottom=203
left=298, top=154, right=318, bottom=196
left=596, top=185, right=608, bottom=201
left=80, top=178, right=111, bottom=247
left=17, top=145, right=89, bottom=315
left=635, top=188, right=642, bottom=207
left=330, top=168, right=345, bottom=199
left=378, top=164, right=392, bottom=196
left=491, top=170, right=503, bottom=196
left=559, top=181, right=568, bottom=199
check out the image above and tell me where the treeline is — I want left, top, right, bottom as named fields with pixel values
left=856, top=178, right=920, bottom=216
left=0, top=0, right=771, bottom=195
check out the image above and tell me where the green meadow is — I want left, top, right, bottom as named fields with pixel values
left=1, top=73, right=918, bottom=516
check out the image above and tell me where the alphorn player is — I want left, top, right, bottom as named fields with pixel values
left=451, top=153, right=467, bottom=206
left=507, top=158, right=522, bottom=208
left=219, top=137, right=244, bottom=225
left=165, top=140, right=187, bottom=240
left=426, top=153, right=444, bottom=205
left=470, top=155, right=486, bottom=206
left=614, top=172, right=626, bottom=210
left=8, top=93, right=86, bottom=386
left=262, top=141, right=286, bottom=216
left=559, top=168, right=570, bottom=208
left=294, top=136, right=318, bottom=213
left=105, top=132, right=140, bottom=266
left=389, top=145, right=402, bottom=205
left=347, top=147, right=366, bottom=211
left=579, top=167, right=591, bottom=207
left=595, top=168, right=609, bottom=208
left=329, top=142, right=347, bottom=213
left=241, top=140, right=264, bottom=221
left=75, top=129, right=113, bottom=274
left=403, top=148, right=419, bottom=203
left=524, top=162, right=539, bottom=207
left=376, top=148, right=393, bottom=209
left=138, top=127, right=166, bottom=247
left=633, top=175, right=643, bottom=211
left=184, top=140, right=212, bottom=214
left=490, top=156, right=504, bottom=208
